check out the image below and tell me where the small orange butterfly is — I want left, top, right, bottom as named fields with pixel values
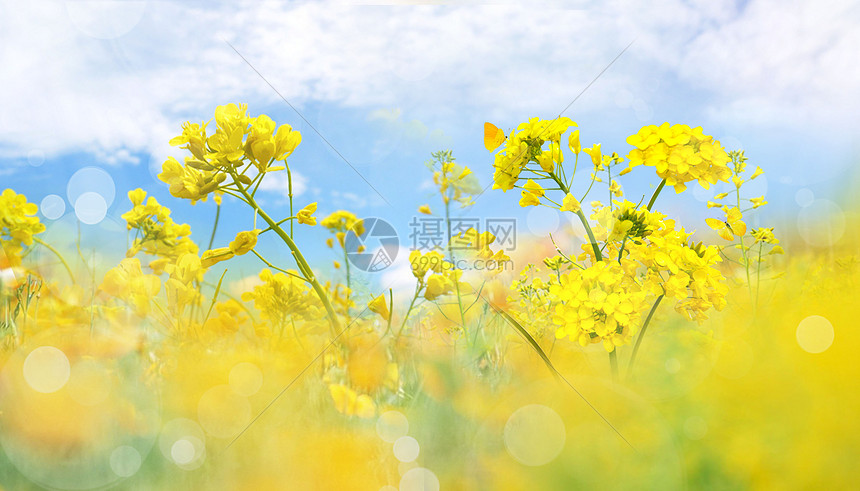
left=705, top=207, right=746, bottom=241
left=484, top=122, right=506, bottom=152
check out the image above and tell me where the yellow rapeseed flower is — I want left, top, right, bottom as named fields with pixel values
left=519, top=179, right=544, bottom=207
left=297, top=202, right=318, bottom=225
left=560, top=193, right=581, bottom=213
left=625, top=123, right=732, bottom=193
left=367, top=294, right=390, bottom=321
left=229, top=229, right=260, bottom=255
left=0, top=189, right=45, bottom=266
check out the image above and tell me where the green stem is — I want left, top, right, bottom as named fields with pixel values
left=627, top=294, right=664, bottom=380
left=609, top=349, right=619, bottom=382
left=207, top=203, right=221, bottom=250
left=756, top=242, right=763, bottom=307
left=550, top=172, right=602, bottom=261
left=287, top=165, right=294, bottom=238
left=234, top=179, right=341, bottom=335
left=343, top=245, right=351, bottom=309
left=251, top=250, right=310, bottom=282
left=385, top=288, right=393, bottom=334
left=617, top=235, right=628, bottom=263
left=736, top=187, right=754, bottom=303
left=645, top=179, right=666, bottom=211
left=445, top=200, right=467, bottom=331
left=32, top=237, right=75, bottom=283
left=396, top=283, right=422, bottom=341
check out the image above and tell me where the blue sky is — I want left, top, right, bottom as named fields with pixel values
left=1, top=0, right=858, bottom=292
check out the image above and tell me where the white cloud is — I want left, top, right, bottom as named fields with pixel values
left=379, top=246, right=420, bottom=299
left=1, top=0, right=857, bottom=169
left=256, top=170, right=308, bottom=198
left=329, top=190, right=369, bottom=209
left=228, top=273, right=263, bottom=298
left=613, top=0, right=860, bottom=126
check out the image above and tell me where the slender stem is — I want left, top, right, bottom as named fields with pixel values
left=645, top=179, right=666, bottom=211
left=385, top=288, right=393, bottom=334
left=736, top=187, right=754, bottom=303
left=550, top=172, right=602, bottom=261
left=202, top=280, right=257, bottom=323
left=207, top=203, right=221, bottom=250
left=287, top=165, right=294, bottom=238
left=756, top=242, right=763, bottom=307
left=617, top=235, right=628, bottom=263
left=251, top=250, right=310, bottom=282
left=342, top=245, right=351, bottom=309
left=445, top=199, right=467, bottom=331
left=234, top=178, right=341, bottom=335
left=607, top=164, right=612, bottom=211
left=396, top=283, right=422, bottom=341
left=32, top=237, right=75, bottom=283
left=609, top=349, right=619, bottom=382
left=579, top=174, right=597, bottom=202
left=627, top=294, right=664, bottom=380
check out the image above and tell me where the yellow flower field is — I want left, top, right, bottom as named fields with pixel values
left=1, top=106, right=857, bottom=490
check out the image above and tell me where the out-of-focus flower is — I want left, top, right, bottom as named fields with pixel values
left=0, top=189, right=45, bottom=266
left=99, top=258, right=161, bottom=317
left=242, top=268, right=322, bottom=326
left=368, top=293, right=390, bottom=321
left=328, top=384, right=375, bottom=418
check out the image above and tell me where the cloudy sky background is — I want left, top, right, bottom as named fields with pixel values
left=1, top=0, right=858, bottom=290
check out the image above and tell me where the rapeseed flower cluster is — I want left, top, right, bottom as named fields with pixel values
left=625, top=123, right=732, bottom=193
left=161, top=103, right=301, bottom=203
left=0, top=189, right=45, bottom=266
left=428, top=150, right=479, bottom=207
left=491, top=117, right=576, bottom=191
left=551, top=260, right=650, bottom=351
left=486, top=117, right=774, bottom=377
left=242, top=268, right=323, bottom=328
left=121, top=189, right=198, bottom=273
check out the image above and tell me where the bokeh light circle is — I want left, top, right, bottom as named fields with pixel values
left=796, top=315, right=834, bottom=354
left=74, top=191, right=108, bottom=225
left=632, top=99, right=653, bottom=121
left=65, top=0, right=147, bottom=40
left=229, top=362, right=263, bottom=397
left=503, top=404, right=566, bottom=466
left=23, top=346, right=71, bottom=393
left=40, top=194, right=66, bottom=220
left=797, top=199, right=845, bottom=247
left=665, top=358, right=681, bottom=374
left=527, top=206, right=559, bottom=236
left=159, top=418, right=205, bottom=460
left=67, top=166, right=116, bottom=209
left=0, top=328, right=160, bottom=490
left=377, top=410, right=410, bottom=443
left=171, top=439, right=197, bottom=464
left=27, top=149, right=45, bottom=167
left=399, top=467, right=440, bottom=491
left=795, top=188, right=814, bottom=207
left=393, top=436, right=420, bottom=463
left=110, top=445, right=142, bottom=477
